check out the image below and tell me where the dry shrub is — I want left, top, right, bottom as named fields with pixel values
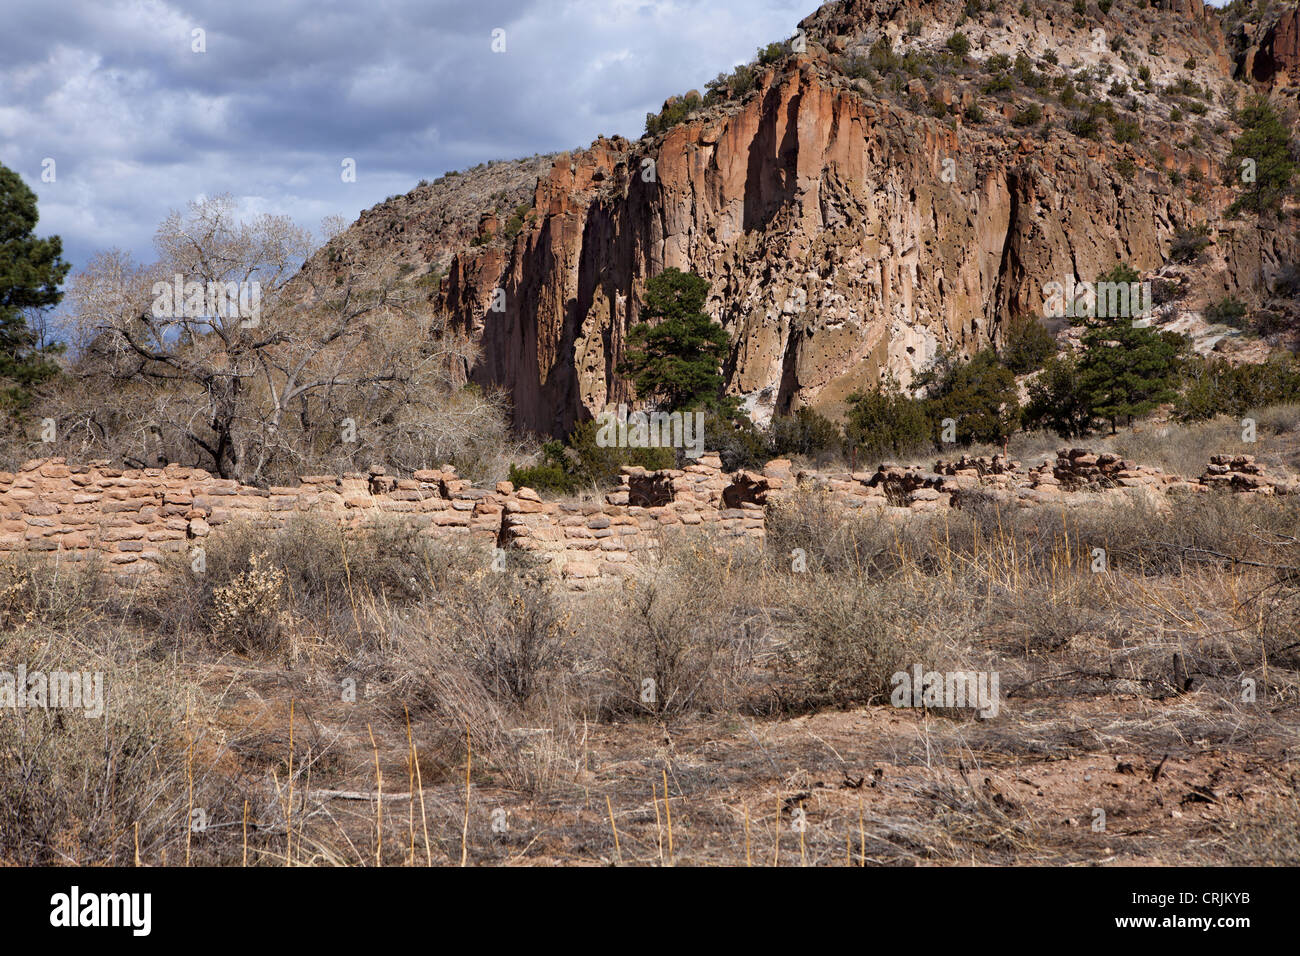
left=764, top=484, right=918, bottom=575
left=764, top=485, right=863, bottom=574
left=365, top=562, right=573, bottom=705
left=595, top=541, right=766, bottom=717
left=426, top=569, right=573, bottom=705
left=152, top=515, right=491, bottom=651
left=355, top=567, right=582, bottom=795
left=0, top=625, right=254, bottom=865
left=410, top=658, right=579, bottom=796
left=1251, top=402, right=1300, bottom=437
left=771, top=480, right=1300, bottom=582
left=760, top=481, right=1300, bottom=707
left=211, top=551, right=290, bottom=654
left=1066, top=491, right=1300, bottom=575
left=773, top=574, right=959, bottom=709
left=0, top=553, right=112, bottom=631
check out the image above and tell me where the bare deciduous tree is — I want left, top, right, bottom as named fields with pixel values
left=31, top=194, right=516, bottom=484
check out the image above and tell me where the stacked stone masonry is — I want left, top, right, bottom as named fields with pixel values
left=1, top=450, right=1293, bottom=590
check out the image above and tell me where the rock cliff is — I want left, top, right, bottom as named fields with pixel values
left=302, top=0, right=1300, bottom=437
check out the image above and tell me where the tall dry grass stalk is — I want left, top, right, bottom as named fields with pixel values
left=286, top=700, right=295, bottom=866
left=184, top=703, right=193, bottom=867
left=368, top=723, right=382, bottom=866
left=662, top=768, right=674, bottom=864
left=773, top=795, right=781, bottom=867
left=744, top=805, right=751, bottom=867
left=461, top=725, right=471, bottom=867
left=653, top=782, right=663, bottom=865
left=606, top=795, right=621, bottom=864
left=405, top=708, right=431, bottom=866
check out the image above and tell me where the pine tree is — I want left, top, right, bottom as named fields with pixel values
left=1074, top=264, right=1182, bottom=433
left=1000, top=312, right=1057, bottom=374
left=1227, top=94, right=1298, bottom=216
left=1023, top=353, right=1095, bottom=437
left=922, top=348, right=1021, bottom=446
left=844, top=373, right=931, bottom=463
left=0, top=163, right=68, bottom=409
left=618, top=268, right=729, bottom=411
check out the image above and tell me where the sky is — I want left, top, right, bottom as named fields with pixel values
left=1, top=0, right=823, bottom=273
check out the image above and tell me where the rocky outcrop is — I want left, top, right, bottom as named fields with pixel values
left=305, top=155, right=559, bottom=291
left=1241, top=7, right=1300, bottom=88
left=438, top=66, right=1197, bottom=434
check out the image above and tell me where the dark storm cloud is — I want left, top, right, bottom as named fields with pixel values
left=0, top=0, right=819, bottom=272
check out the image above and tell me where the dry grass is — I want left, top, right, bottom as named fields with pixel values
left=878, top=405, right=1300, bottom=478
left=2, top=468, right=1298, bottom=865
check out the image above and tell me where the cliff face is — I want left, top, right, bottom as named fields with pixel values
left=1241, top=7, right=1300, bottom=87
left=307, top=0, right=1300, bottom=437
left=445, top=74, right=1164, bottom=433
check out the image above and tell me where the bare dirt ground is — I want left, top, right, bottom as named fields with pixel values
left=200, top=669, right=1298, bottom=867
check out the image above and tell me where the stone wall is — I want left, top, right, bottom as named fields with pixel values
left=1, top=449, right=1292, bottom=590
left=1199, top=454, right=1292, bottom=494
left=0, top=454, right=763, bottom=590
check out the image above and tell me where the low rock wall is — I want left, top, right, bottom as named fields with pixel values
left=1, top=449, right=1290, bottom=589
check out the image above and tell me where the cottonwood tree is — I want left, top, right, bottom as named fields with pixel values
left=56, top=195, right=507, bottom=483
